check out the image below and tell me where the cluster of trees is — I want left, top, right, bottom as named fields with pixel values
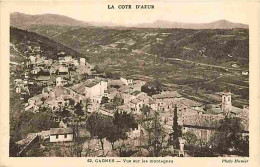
left=86, top=110, right=135, bottom=155
left=139, top=105, right=248, bottom=157
left=74, top=98, right=91, bottom=116
left=9, top=108, right=58, bottom=157
left=182, top=116, right=249, bottom=157
left=10, top=109, right=57, bottom=142
left=139, top=106, right=173, bottom=157
left=141, top=80, right=163, bottom=96
left=104, top=96, right=123, bottom=110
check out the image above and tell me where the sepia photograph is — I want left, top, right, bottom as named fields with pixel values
left=4, top=0, right=253, bottom=161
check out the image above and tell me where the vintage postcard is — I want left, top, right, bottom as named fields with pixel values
left=0, top=0, right=259, bottom=167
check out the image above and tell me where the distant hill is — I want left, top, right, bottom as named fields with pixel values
left=10, top=12, right=90, bottom=29
left=11, top=12, right=248, bottom=30
left=26, top=25, right=249, bottom=68
left=135, top=20, right=249, bottom=29
left=10, top=26, right=84, bottom=63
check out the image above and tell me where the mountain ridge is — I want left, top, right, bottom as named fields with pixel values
left=11, top=12, right=90, bottom=29
left=11, top=12, right=249, bottom=30
left=134, top=19, right=249, bottom=29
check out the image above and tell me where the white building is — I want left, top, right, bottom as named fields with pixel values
left=58, top=65, right=69, bottom=74
left=120, top=77, right=133, bottom=85
left=242, top=71, right=249, bottom=76
left=64, top=56, right=72, bottom=62
left=29, top=56, right=36, bottom=64
left=85, top=80, right=108, bottom=99
left=56, top=77, right=67, bottom=87
left=80, top=58, right=86, bottom=66
left=50, top=128, right=73, bottom=142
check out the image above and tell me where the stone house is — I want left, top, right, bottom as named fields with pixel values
left=49, top=128, right=73, bottom=142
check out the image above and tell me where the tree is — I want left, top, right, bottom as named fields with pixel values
left=69, top=99, right=75, bottom=107
left=113, top=110, right=135, bottom=131
left=182, top=131, right=198, bottom=149
left=86, top=113, right=112, bottom=152
left=171, top=105, right=182, bottom=149
left=74, top=102, right=84, bottom=116
left=17, top=111, right=57, bottom=139
left=101, top=96, right=109, bottom=105
left=140, top=105, right=151, bottom=120
left=141, top=111, right=168, bottom=157
left=154, top=79, right=162, bottom=94
left=113, top=96, right=123, bottom=107
left=106, top=124, right=126, bottom=150
left=182, top=131, right=217, bottom=157
left=106, top=110, right=136, bottom=152
left=216, top=116, right=248, bottom=156
left=141, top=85, right=157, bottom=96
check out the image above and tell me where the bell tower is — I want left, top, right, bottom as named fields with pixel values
left=221, top=91, right=232, bottom=115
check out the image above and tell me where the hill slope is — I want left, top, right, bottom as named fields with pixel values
left=10, top=26, right=84, bottom=63
left=11, top=12, right=90, bottom=29
left=11, top=12, right=248, bottom=30
left=26, top=25, right=249, bottom=68
left=135, top=20, right=249, bottom=29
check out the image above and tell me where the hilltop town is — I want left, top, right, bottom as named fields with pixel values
left=10, top=42, right=249, bottom=157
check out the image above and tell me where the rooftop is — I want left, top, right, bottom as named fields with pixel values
left=152, top=91, right=182, bottom=99
left=71, top=78, right=108, bottom=94
left=131, top=90, right=142, bottom=96
left=50, top=128, right=73, bottom=135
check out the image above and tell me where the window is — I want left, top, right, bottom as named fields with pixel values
left=64, top=134, right=67, bottom=138
left=56, top=135, right=58, bottom=139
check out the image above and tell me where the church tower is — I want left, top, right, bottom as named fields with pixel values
left=221, top=91, right=232, bottom=115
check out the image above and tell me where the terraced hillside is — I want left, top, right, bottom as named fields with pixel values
left=27, top=25, right=249, bottom=68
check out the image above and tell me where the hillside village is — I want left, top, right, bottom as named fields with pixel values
left=10, top=41, right=249, bottom=157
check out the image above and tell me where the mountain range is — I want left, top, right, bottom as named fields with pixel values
left=10, top=12, right=90, bottom=29
left=11, top=12, right=249, bottom=29
left=135, top=20, right=249, bottom=29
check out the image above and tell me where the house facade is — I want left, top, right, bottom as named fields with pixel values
left=50, top=128, right=73, bottom=142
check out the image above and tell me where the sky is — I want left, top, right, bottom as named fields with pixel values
left=5, top=1, right=253, bottom=26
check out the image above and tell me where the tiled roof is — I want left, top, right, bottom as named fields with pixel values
left=108, top=80, right=125, bottom=86
left=152, top=91, right=182, bottom=99
left=106, top=88, right=117, bottom=94
left=45, top=97, right=55, bottom=104
left=118, top=85, right=130, bottom=92
left=131, top=98, right=142, bottom=104
left=206, top=108, right=223, bottom=115
left=183, top=111, right=224, bottom=129
left=182, top=108, right=249, bottom=132
left=178, top=97, right=202, bottom=107
left=148, top=98, right=156, bottom=104
left=52, top=87, right=70, bottom=97
left=71, top=79, right=103, bottom=94
left=71, top=82, right=86, bottom=94
left=137, top=94, right=148, bottom=101
left=50, top=128, right=73, bottom=135
left=131, top=90, right=142, bottom=96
